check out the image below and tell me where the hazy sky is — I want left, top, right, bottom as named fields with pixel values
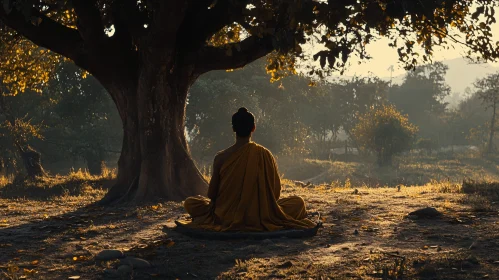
left=340, top=22, right=499, bottom=78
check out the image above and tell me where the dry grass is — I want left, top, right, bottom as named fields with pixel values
left=0, top=167, right=116, bottom=200
left=0, top=177, right=498, bottom=279
left=278, top=153, right=499, bottom=189
left=0, top=155, right=498, bottom=279
left=0, top=175, right=11, bottom=188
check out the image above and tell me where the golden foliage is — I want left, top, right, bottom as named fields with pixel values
left=0, top=116, right=44, bottom=143
left=265, top=52, right=297, bottom=82
left=0, top=34, right=60, bottom=95
left=208, top=23, right=244, bottom=47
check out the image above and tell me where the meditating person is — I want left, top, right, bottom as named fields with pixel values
left=182, top=107, right=316, bottom=232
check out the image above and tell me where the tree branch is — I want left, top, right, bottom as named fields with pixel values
left=0, top=7, right=87, bottom=68
left=72, top=0, right=106, bottom=47
left=195, top=35, right=274, bottom=74
left=179, top=0, right=250, bottom=51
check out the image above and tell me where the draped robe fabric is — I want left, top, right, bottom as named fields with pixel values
left=182, top=142, right=315, bottom=231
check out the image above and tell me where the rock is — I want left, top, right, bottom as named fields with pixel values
left=120, top=257, right=152, bottom=269
left=117, top=265, right=132, bottom=274
left=277, top=261, right=293, bottom=268
left=408, top=207, right=442, bottom=219
left=461, top=261, right=474, bottom=269
left=467, top=255, right=480, bottom=265
left=95, top=249, right=124, bottom=261
left=262, top=239, right=274, bottom=246
left=294, top=181, right=306, bottom=187
left=103, top=269, right=120, bottom=278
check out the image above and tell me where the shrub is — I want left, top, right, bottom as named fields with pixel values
left=352, top=105, right=418, bottom=166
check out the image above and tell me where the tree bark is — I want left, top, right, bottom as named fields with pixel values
left=132, top=51, right=207, bottom=202
left=99, top=54, right=208, bottom=204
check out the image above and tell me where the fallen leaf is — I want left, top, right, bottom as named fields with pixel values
left=31, top=260, right=39, bottom=265
left=166, top=239, right=175, bottom=248
left=23, top=268, right=37, bottom=275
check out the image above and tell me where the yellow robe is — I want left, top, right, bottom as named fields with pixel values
left=182, top=142, right=316, bottom=231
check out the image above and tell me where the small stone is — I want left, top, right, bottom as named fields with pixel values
left=120, top=257, right=152, bottom=269
left=96, top=249, right=124, bottom=261
left=277, top=261, right=293, bottom=268
left=461, top=261, right=473, bottom=269
left=117, top=265, right=132, bottom=274
left=68, top=277, right=80, bottom=280
left=467, top=255, right=480, bottom=265
left=262, top=239, right=274, bottom=245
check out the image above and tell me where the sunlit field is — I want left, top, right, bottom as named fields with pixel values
left=1, top=153, right=498, bottom=279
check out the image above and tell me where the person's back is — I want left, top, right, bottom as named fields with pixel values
left=182, top=107, right=315, bottom=232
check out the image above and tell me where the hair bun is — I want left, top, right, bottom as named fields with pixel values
left=238, top=107, right=248, bottom=114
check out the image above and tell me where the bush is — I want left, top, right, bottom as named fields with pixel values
left=352, top=105, right=418, bottom=166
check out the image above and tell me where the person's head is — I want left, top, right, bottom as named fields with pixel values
left=232, top=107, right=256, bottom=138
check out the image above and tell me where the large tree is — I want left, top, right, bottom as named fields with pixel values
left=1, top=0, right=498, bottom=203
left=475, top=72, right=499, bottom=154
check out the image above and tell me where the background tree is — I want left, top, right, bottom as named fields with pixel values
left=0, top=93, right=46, bottom=178
left=352, top=105, right=418, bottom=166
left=474, top=73, right=499, bottom=154
left=0, top=61, right=121, bottom=178
left=339, top=77, right=389, bottom=145
left=388, top=62, right=450, bottom=142
left=43, top=62, right=122, bottom=175
left=1, top=0, right=499, bottom=203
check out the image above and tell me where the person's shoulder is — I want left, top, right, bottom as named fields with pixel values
left=214, top=148, right=230, bottom=164
left=252, top=142, right=274, bottom=156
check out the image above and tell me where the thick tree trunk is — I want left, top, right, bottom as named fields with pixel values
left=133, top=52, right=207, bottom=202
left=100, top=54, right=208, bottom=204
left=100, top=95, right=142, bottom=204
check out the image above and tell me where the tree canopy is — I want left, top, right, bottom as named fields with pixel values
left=1, top=0, right=499, bottom=90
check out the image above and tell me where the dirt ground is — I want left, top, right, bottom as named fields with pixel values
left=0, top=178, right=498, bottom=280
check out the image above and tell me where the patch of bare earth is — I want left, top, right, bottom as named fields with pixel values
left=0, top=180, right=498, bottom=279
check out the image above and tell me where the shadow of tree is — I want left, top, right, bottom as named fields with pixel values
left=0, top=198, right=337, bottom=279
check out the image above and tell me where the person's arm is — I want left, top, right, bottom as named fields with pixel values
left=207, top=155, right=222, bottom=201
left=266, top=150, right=281, bottom=200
